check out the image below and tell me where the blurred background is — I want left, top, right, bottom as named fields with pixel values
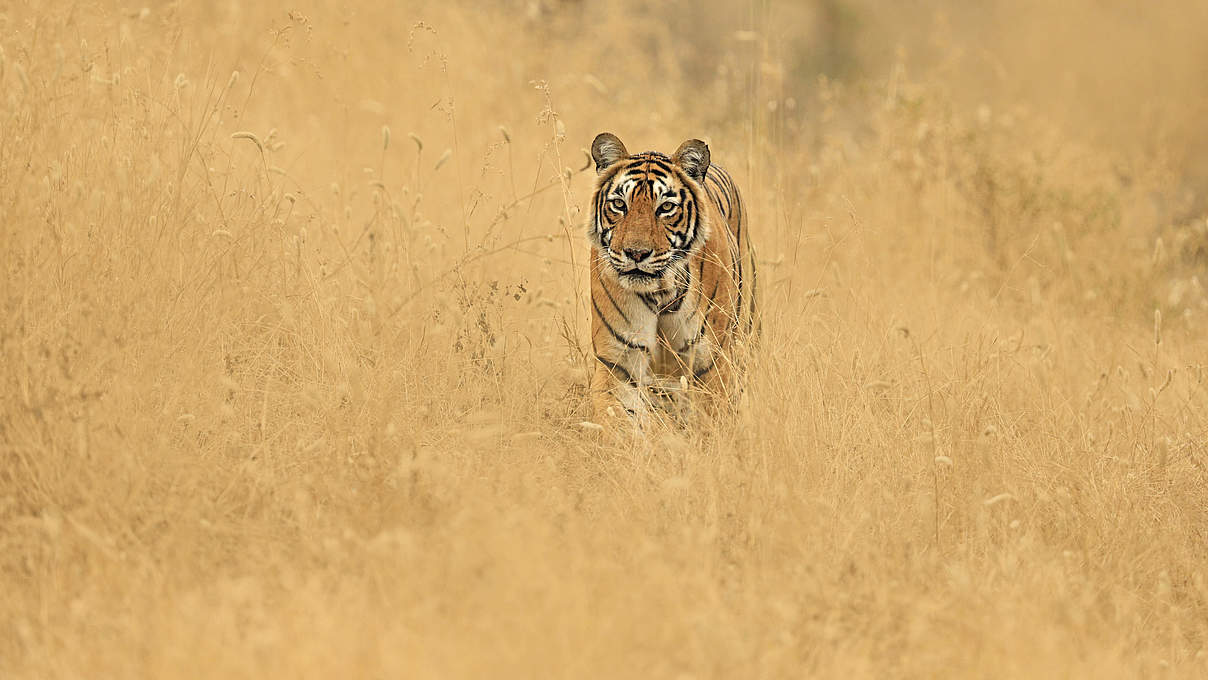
left=3, top=1, right=1208, bottom=677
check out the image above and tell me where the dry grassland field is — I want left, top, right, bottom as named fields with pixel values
left=4, top=1, right=1208, bottom=677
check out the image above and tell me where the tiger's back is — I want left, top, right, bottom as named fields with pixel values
left=700, top=163, right=757, bottom=340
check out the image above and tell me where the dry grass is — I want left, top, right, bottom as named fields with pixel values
left=3, top=1, right=1208, bottom=677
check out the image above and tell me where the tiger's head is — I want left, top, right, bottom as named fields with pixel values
left=588, top=132, right=712, bottom=292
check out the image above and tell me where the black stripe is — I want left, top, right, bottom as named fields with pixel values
left=705, top=185, right=723, bottom=215
left=594, top=182, right=611, bottom=232
left=678, top=200, right=691, bottom=244
left=710, top=270, right=729, bottom=332
left=747, top=258, right=758, bottom=336
left=666, top=291, right=685, bottom=313
left=666, top=271, right=689, bottom=313
left=638, top=293, right=659, bottom=313
left=640, top=153, right=673, bottom=166
left=718, top=166, right=735, bottom=191
left=598, top=271, right=630, bottom=324
left=730, top=174, right=744, bottom=327
left=618, top=169, right=644, bottom=185
left=694, top=257, right=706, bottom=310
left=733, top=244, right=743, bottom=333
left=592, top=296, right=648, bottom=351
left=693, top=360, right=715, bottom=379
left=669, top=209, right=684, bottom=231
left=686, top=199, right=698, bottom=245
left=595, top=354, right=636, bottom=385
left=708, top=269, right=726, bottom=330
left=706, top=173, right=731, bottom=217
left=715, top=166, right=734, bottom=193
left=733, top=177, right=743, bottom=259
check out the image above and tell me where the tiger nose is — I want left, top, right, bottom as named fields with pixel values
left=624, top=247, right=652, bottom=262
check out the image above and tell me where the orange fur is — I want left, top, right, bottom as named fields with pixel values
left=586, top=133, right=756, bottom=425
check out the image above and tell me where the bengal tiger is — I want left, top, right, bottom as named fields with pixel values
left=587, top=132, right=757, bottom=425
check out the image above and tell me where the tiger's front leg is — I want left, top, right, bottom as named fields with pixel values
left=589, top=258, right=658, bottom=427
left=690, top=349, right=733, bottom=416
left=679, top=317, right=736, bottom=417
left=590, top=351, right=653, bottom=426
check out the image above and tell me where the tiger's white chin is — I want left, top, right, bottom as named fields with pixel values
left=615, top=269, right=669, bottom=292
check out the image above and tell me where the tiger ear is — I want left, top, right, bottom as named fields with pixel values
left=672, top=139, right=710, bottom=182
left=591, top=132, right=629, bottom=174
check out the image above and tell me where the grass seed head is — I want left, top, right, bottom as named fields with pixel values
left=434, top=148, right=452, bottom=171
left=231, top=131, right=264, bottom=153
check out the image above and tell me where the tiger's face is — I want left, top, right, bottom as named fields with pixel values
left=589, top=133, right=711, bottom=292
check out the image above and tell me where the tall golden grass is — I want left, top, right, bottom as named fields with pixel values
left=2, top=1, right=1207, bottom=677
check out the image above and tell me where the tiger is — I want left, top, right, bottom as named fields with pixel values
left=586, top=132, right=757, bottom=425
